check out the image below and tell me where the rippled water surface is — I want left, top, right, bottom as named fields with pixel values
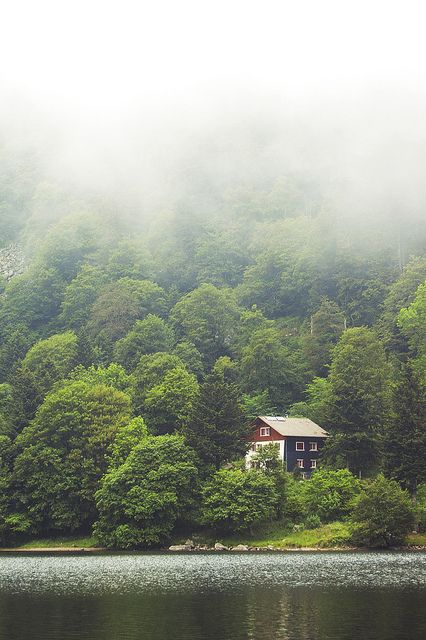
left=0, top=551, right=425, bottom=639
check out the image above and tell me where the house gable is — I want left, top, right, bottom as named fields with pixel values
left=251, top=417, right=286, bottom=442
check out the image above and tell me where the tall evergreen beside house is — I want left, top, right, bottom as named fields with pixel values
left=384, top=363, right=426, bottom=495
left=324, top=327, right=391, bottom=476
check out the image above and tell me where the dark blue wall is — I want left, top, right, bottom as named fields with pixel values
left=285, top=436, right=326, bottom=477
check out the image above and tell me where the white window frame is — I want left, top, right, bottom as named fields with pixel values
left=301, top=472, right=309, bottom=479
left=309, top=442, right=318, bottom=451
left=260, top=427, right=270, bottom=437
left=297, top=458, right=304, bottom=469
left=296, top=441, right=305, bottom=451
left=310, top=459, right=317, bottom=469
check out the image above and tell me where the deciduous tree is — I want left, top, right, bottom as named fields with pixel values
left=114, top=315, right=175, bottom=371
left=11, top=381, right=132, bottom=534
left=94, top=434, right=199, bottom=548
left=351, top=474, right=415, bottom=547
left=171, top=283, right=241, bottom=367
left=200, top=468, right=279, bottom=533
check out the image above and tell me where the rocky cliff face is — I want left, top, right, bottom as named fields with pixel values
left=0, top=244, right=25, bottom=281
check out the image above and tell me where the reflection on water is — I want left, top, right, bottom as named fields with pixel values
left=0, top=552, right=425, bottom=640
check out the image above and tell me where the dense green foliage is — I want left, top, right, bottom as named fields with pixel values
left=9, top=381, right=132, bottom=535
left=94, top=433, right=199, bottom=548
left=200, top=468, right=279, bottom=532
left=351, top=474, right=416, bottom=547
left=325, top=327, right=391, bottom=475
left=300, top=469, right=361, bottom=523
left=0, top=154, right=425, bottom=547
left=185, top=377, right=249, bottom=469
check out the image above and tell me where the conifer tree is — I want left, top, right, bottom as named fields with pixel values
left=303, top=297, right=345, bottom=376
left=384, top=363, right=426, bottom=495
left=185, top=376, right=250, bottom=469
left=325, top=327, right=391, bottom=476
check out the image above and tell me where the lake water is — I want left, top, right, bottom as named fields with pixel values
left=0, top=551, right=425, bottom=640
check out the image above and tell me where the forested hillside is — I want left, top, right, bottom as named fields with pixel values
left=0, top=144, right=425, bottom=548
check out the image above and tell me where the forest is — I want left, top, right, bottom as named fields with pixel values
left=0, top=140, right=425, bottom=549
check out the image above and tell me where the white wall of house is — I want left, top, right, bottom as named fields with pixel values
left=245, top=440, right=285, bottom=469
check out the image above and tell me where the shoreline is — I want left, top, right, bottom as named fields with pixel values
left=0, top=545, right=425, bottom=554
left=0, top=547, right=107, bottom=553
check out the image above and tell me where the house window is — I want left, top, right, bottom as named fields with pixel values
left=260, top=427, right=270, bottom=436
left=296, top=441, right=305, bottom=451
left=311, top=459, right=317, bottom=469
left=301, top=472, right=309, bottom=479
left=309, top=442, right=318, bottom=451
left=297, top=459, right=304, bottom=468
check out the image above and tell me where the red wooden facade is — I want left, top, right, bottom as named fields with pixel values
left=251, top=417, right=285, bottom=442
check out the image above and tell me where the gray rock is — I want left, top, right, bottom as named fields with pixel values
left=0, top=243, right=25, bottom=281
left=168, top=545, right=188, bottom=551
left=185, top=539, right=194, bottom=548
left=231, top=544, right=249, bottom=551
left=214, top=542, right=229, bottom=551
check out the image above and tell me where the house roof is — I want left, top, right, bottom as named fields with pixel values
left=257, top=416, right=329, bottom=438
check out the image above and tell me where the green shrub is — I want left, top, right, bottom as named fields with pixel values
left=304, top=514, right=322, bottom=529
left=351, top=474, right=416, bottom=547
left=200, top=468, right=279, bottom=533
left=301, top=468, right=361, bottom=522
left=415, top=484, right=426, bottom=532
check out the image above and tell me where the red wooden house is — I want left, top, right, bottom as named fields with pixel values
left=246, top=415, right=328, bottom=478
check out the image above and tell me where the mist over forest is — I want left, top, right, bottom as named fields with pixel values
left=2, top=86, right=426, bottom=259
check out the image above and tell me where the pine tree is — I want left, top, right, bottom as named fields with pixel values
left=185, top=376, right=250, bottom=469
left=304, top=297, right=345, bottom=376
left=325, top=327, right=391, bottom=476
left=384, top=363, right=426, bottom=495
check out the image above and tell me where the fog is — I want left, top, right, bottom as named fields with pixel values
left=1, top=0, right=426, bottom=234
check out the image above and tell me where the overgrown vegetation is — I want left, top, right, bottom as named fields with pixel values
left=0, top=150, right=425, bottom=549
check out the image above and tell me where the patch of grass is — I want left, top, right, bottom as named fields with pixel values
left=406, top=533, right=426, bottom=546
left=276, top=522, right=352, bottom=548
left=186, top=521, right=292, bottom=548
left=189, top=521, right=352, bottom=549
left=15, top=536, right=99, bottom=549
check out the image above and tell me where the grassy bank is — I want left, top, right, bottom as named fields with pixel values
left=406, top=533, right=426, bottom=546
left=182, top=522, right=426, bottom=550
left=3, top=526, right=426, bottom=551
left=259, top=522, right=352, bottom=548
left=185, top=521, right=353, bottom=549
left=8, top=535, right=99, bottom=549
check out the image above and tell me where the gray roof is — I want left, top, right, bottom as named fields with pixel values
left=258, top=416, right=329, bottom=438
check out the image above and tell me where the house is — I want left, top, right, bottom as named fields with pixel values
left=246, top=415, right=329, bottom=478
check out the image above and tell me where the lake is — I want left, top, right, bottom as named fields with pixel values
left=0, top=551, right=425, bottom=639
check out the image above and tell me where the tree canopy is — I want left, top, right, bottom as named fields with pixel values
left=0, top=154, right=425, bottom=546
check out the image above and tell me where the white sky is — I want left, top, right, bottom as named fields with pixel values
left=1, top=0, right=426, bottom=117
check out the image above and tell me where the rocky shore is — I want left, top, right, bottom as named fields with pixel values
left=168, top=540, right=252, bottom=552
left=167, top=539, right=426, bottom=552
left=167, top=539, right=359, bottom=552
